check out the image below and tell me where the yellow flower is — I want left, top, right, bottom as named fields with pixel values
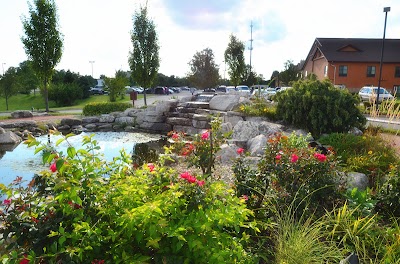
left=263, top=108, right=267, bottom=112
left=368, top=150, right=373, bottom=155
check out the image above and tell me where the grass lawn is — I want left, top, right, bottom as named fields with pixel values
left=0, top=93, right=141, bottom=112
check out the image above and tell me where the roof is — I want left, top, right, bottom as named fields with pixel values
left=306, top=38, right=400, bottom=64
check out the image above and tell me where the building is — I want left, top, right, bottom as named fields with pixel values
left=301, top=38, right=400, bottom=93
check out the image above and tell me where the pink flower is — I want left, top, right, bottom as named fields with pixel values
left=314, top=153, right=327, bottom=162
left=241, top=195, right=249, bottom=201
left=237, top=148, right=244, bottom=155
left=147, top=163, right=155, bottom=172
left=275, top=154, right=282, bottom=160
left=171, top=133, right=179, bottom=140
left=180, top=172, right=197, bottom=183
left=290, top=154, right=299, bottom=163
left=3, top=199, right=11, bottom=206
left=196, top=180, right=205, bottom=187
left=201, top=131, right=210, bottom=140
left=50, top=162, right=57, bottom=172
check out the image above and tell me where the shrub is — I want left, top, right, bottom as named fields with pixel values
left=82, top=102, right=132, bottom=116
left=275, top=79, right=366, bottom=138
left=0, top=131, right=257, bottom=263
left=48, top=82, right=83, bottom=106
left=238, top=97, right=278, bottom=120
left=375, top=165, right=400, bottom=217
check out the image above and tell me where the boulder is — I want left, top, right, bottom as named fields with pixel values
left=156, top=100, right=179, bottom=113
left=11, top=110, right=33, bottom=119
left=232, top=121, right=282, bottom=141
left=115, top=116, right=136, bottom=125
left=99, top=115, right=115, bottom=123
left=209, top=94, right=241, bottom=111
left=143, top=111, right=167, bottom=123
left=247, top=134, right=267, bottom=156
left=82, top=117, right=100, bottom=124
left=0, top=131, right=22, bottom=145
left=166, top=117, right=192, bottom=126
left=216, top=143, right=241, bottom=165
left=60, top=118, right=82, bottom=126
left=346, top=172, right=369, bottom=191
left=0, top=127, right=5, bottom=134
left=139, top=122, right=172, bottom=132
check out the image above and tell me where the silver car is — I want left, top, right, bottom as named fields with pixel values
left=358, top=86, right=394, bottom=102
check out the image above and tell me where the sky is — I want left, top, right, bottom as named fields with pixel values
left=1, top=0, right=400, bottom=81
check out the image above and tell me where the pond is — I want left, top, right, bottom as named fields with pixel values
left=0, top=132, right=163, bottom=186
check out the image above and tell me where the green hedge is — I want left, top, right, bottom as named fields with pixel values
left=82, top=102, right=132, bottom=116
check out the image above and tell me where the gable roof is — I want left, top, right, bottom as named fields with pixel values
left=303, top=38, right=400, bottom=68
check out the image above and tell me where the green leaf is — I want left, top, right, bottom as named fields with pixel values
left=67, top=147, right=76, bottom=158
left=58, top=236, right=66, bottom=247
left=55, top=138, right=65, bottom=146
left=34, top=145, right=46, bottom=154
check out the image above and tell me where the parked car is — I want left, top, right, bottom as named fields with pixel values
left=358, top=86, right=394, bottom=102
left=236, top=85, right=251, bottom=95
left=90, top=86, right=106, bottom=95
left=263, top=87, right=277, bottom=99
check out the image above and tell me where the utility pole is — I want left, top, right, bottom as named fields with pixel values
left=89, top=60, right=95, bottom=77
left=1, top=62, right=5, bottom=75
left=249, top=21, right=253, bottom=73
left=376, top=7, right=390, bottom=108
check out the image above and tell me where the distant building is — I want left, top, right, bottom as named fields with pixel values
left=301, top=38, right=400, bottom=93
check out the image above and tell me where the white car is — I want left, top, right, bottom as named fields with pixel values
left=358, top=86, right=394, bottom=102
left=236, top=85, right=251, bottom=95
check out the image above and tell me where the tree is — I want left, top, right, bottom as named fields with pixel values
left=242, top=64, right=257, bottom=87
left=0, top=67, right=19, bottom=110
left=270, top=70, right=280, bottom=87
left=279, top=60, right=300, bottom=86
left=129, top=5, right=159, bottom=106
left=15, top=61, right=39, bottom=95
left=105, top=70, right=129, bottom=102
left=188, top=48, right=220, bottom=89
left=224, top=34, right=245, bottom=87
left=21, top=0, right=63, bottom=112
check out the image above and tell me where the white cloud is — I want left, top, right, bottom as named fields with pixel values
left=1, top=0, right=399, bottom=81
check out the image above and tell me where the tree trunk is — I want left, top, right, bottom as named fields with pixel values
left=44, top=78, right=49, bottom=112
left=5, top=96, right=9, bottom=111
left=143, top=88, right=147, bottom=106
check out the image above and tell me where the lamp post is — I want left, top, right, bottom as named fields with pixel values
left=89, top=60, right=95, bottom=77
left=376, top=7, right=390, bottom=107
left=1, top=62, right=5, bottom=75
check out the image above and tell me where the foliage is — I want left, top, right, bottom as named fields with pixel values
left=238, top=97, right=277, bottom=120
left=278, top=60, right=300, bottom=86
left=82, top=102, right=131, bottom=116
left=48, top=82, right=83, bottom=106
left=0, top=67, right=19, bottom=110
left=169, top=117, right=230, bottom=177
left=375, top=165, right=400, bottom=217
left=104, top=70, right=129, bottom=102
left=318, top=133, right=399, bottom=189
left=16, top=60, right=40, bottom=95
left=275, top=78, right=366, bottom=138
left=0, top=132, right=258, bottom=263
left=257, top=132, right=344, bottom=217
left=188, top=48, right=220, bottom=89
left=224, top=34, right=246, bottom=87
left=323, top=203, right=400, bottom=263
left=21, top=0, right=63, bottom=112
left=129, top=5, right=159, bottom=106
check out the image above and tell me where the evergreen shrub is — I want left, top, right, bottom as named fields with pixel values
left=82, top=102, right=131, bottom=116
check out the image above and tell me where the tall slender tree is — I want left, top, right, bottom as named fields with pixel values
left=188, top=48, right=220, bottom=89
left=129, top=5, right=159, bottom=106
left=21, top=0, right=63, bottom=112
left=224, top=34, right=245, bottom=87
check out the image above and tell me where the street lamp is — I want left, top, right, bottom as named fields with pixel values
left=89, top=60, right=95, bottom=78
left=376, top=7, right=390, bottom=107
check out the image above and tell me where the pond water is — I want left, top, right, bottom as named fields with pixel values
left=0, top=132, right=162, bottom=186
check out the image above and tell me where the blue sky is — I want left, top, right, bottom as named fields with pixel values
left=1, top=0, right=399, bottom=80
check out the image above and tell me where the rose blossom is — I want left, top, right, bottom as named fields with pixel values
left=314, top=153, right=327, bottom=162
left=147, top=163, right=155, bottom=172
left=237, top=148, right=244, bottom=155
left=3, top=199, right=11, bottom=206
left=50, top=162, right=57, bottom=172
left=290, top=154, right=299, bottom=163
left=196, top=180, right=205, bottom=187
left=171, top=133, right=179, bottom=140
left=275, top=154, right=282, bottom=160
left=201, top=131, right=210, bottom=140
left=180, top=172, right=197, bottom=183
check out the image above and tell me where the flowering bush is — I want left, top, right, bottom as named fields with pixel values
left=0, top=131, right=258, bottom=263
left=169, top=116, right=230, bottom=177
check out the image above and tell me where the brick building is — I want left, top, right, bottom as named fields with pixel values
left=301, top=38, right=400, bottom=93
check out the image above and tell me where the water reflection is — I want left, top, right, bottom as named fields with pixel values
left=0, top=132, right=162, bottom=186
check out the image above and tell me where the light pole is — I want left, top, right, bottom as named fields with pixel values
left=376, top=7, right=390, bottom=107
left=89, top=60, right=95, bottom=78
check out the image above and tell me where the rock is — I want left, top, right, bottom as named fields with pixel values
left=221, top=122, right=233, bottom=134
left=98, top=124, right=113, bottom=132
left=82, top=117, right=100, bottom=124
left=57, top=125, right=71, bottom=131
left=84, top=124, right=98, bottom=131
left=224, top=112, right=244, bottom=127
left=0, top=127, right=5, bottom=134
left=340, top=253, right=359, bottom=264
left=247, top=134, right=267, bottom=156
left=209, top=94, right=241, bottom=111
left=192, top=119, right=210, bottom=129
left=0, top=131, right=22, bottom=145
left=232, top=121, right=282, bottom=141
left=11, top=110, right=33, bottom=118
left=156, top=100, right=179, bottom=113
left=216, top=144, right=241, bottom=165
left=173, top=125, right=204, bottom=136
left=166, top=117, right=192, bottom=126
left=349, top=127, right=363, bottom=136
left=143, top=111, right=167, bottom=123
left=139, top=122, right=172, bottom=132
left=115, top=116, right=136, bottom=125
left=346, top=172, right=369, bottom=191
left=99, top=115, right=115, bottom=123
left=60, top=118, right=82, bottom=126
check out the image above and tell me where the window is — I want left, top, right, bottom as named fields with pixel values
left=367, top=66, right=376, bottom=77
left=324, top=65, right=328, bottom=77
left=339, top=65, right=348, bottom=77
left=395, top=66, right=400, bottom=78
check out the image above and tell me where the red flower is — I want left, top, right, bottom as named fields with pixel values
left=50, top=162, right=57, bottom=172
left=19, top=255, right=29, bottom=264
left=275, top=154, right=282, bottom=160
left=180, top=172, right=197, bottom=183
left=171, top=133, right=179, bottom=140
left=314, top=152, right=327, bottom=162
left=290, top=154, right=299, bottom=163
left=201, top=131, right=210, bottom=140
left=147, top=163, right=155, bottom=172
left=196, top=180, right=205, bottom=187
left=91, top=260, right=105, bottom=264
left=241, top=195, right=249, bottom=201
left=237, top=148, right=244, bottom=155
left=3, top=199, right=11, bottom=206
